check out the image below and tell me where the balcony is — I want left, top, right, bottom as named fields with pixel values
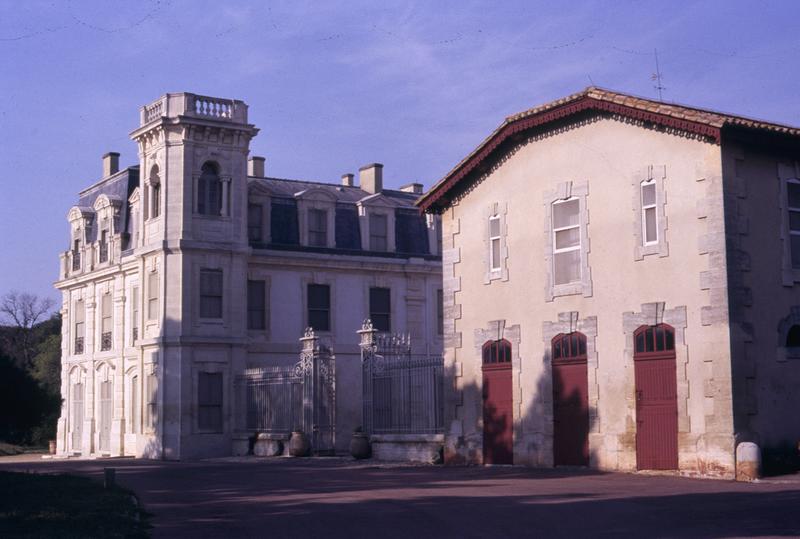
left=74, top=337, right=84, bottom=355
left=139, top=93, right=249, bottom=127
left=99, top=242, right=108, bottom=264
left=100, top=332, right=112, bottom=351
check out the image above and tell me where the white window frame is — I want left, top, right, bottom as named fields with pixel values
left=641, top=179, right=658, bottom=246
left=489, top=215, right=501, bottom=272
left=551, top=197, right=582, bottom=286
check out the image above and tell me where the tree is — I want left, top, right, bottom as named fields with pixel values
left=0, top=291, right=55, bottom=369
left=32, top=334, right=62, bottom=396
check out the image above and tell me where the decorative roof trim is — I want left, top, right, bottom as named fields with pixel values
left=418, top=94, right=724, bottom=213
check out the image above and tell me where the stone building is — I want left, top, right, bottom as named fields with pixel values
left=55, top=93, right=442, bottom=459
left=417, top=87, right=800, bottom=477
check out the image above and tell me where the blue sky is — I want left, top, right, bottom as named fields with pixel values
left=1, top=0, right=799, bottom=303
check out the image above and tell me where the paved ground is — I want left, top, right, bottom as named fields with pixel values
left=2, top=456, right=800, bottom=538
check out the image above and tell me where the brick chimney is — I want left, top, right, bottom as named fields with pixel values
left=103, top=152, right=120, bottom=177
left=248, top=156, right=265, bottom=177
left=341, top=173, right=355, bottom=187
left=359, top=163, right=383, bottom=194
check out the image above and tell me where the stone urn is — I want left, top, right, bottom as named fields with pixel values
left=289, top=431, right=311, bottom=457
left=350, top=428, right=371, bottom=460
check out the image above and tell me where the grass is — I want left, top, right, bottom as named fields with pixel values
left=0, top=471, right=151, bottom=538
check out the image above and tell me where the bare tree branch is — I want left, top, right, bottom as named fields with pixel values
left=0, top=291, right=56, bottom=369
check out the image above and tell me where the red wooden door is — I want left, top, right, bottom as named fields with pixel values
left=482, top=340, right=513, bottom=465
left=552, top=333, right=589, bottom=466
left=634, top=325, right=678, bottom=470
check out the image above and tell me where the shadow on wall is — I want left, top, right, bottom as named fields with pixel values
left=447, top=353, right=599, bottom=468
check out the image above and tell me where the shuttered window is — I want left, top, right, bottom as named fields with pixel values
left=369, top=287, right=391, bottom=332
left=307, top=284, right=330, bottom=331
left=198, top=372, right=223, bottom=431
left=199, top=269, right=223, bottom=319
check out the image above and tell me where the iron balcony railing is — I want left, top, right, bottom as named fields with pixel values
left=98, top=242, right=108, bottom=263
left=71, top=251, right=81, bottom=271
left=74, top=336, right=84, bottom=355
left=100, top=332, right=112, bottom=351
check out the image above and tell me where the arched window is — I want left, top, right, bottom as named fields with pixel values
left=634, top=324, right=675, bottom=355
left=149, top=165, right=161, bottom=219
left=198, top=162, right=222, bottom=216
left=482, top=339, right=512, bottom=364
left=552, top=332, right=587, bottom=361
left=786, top=325, right=800, bottom=348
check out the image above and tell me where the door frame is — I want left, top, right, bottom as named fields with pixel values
left=481, top=339, right=514, bottom=465
left=551, top=332, right=589, bottom=466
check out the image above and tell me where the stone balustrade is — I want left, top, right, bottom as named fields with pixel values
left=139, top=93, right=248, bottom=126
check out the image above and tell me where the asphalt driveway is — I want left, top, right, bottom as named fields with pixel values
left=2, top=456, right=800, bottom=538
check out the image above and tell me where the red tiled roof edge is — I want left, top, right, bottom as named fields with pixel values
left=417, top=88, right=800, bottom=213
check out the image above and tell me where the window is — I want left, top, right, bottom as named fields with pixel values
left=199, top=269, right=223, bottom=319
left=99, top=230, right=109, bottom=263
left=72, top=239, right=81, bottom=271
left=149, top=165, right=161, bottom=219
left=247, top=280, right=266, bottom=330
left=787, top=324, right=800, bottom=348
left=247, top=203, right=263, bottom=243
left=198, top=372, right=223, bottom=431
left=489, top=215, right=501, bottom=271
left=307, top=284, right=330, bottom=331
left=146, top=374, right=157, bottom=430
left=198, top=162, right=222, bottom=216
left=436, top=289, right=444, bottom=335
left=482, top=339, right=512, bottom=364
left=788, top=180, right=800, bottom=268
left=551, top=332, right=587, bottom=361
left=74, top=300, right=85, bottom=355
left=641, top=180, right=657, bottom=244
left=100, top=293, right=112, bottom=351
left=369, top=213, right=388, bottom=251
left=308, top=209, right=327, bottom=247
left=131, top=287, right=139, bottom=343
left=369, top=287, right=391, bottom=331
left=131, top=375, right=139, bottom=434
left=147, top=272, right=159, bottom=321
left=634, top=324, right=675, bottom=354
left=552, top=198, right=581, bottom=286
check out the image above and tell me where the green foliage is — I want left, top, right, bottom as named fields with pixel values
left=32, top=334, right=62, bottom=396
left=0, top=471, right=150, bottom=538
left=0, top=354, right=60, bottom=446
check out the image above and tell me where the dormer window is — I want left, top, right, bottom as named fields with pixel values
left=369, top=213, right=388, bottom=251
left=308, top=209, right=327, bottom=247
left=198, top=162, right=222, bottom=216
left=72, top=239, right=81, bottom=271
left=98, top=229, right=109, bottom=263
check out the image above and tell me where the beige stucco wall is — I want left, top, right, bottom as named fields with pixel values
left=721, top=139, right=800, bottom=452
left=442, top=116, right=735, bottom=475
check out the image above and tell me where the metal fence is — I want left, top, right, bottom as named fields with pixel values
left=360, top=322, right=444, bottom=435
left=235, top=328, right=336, bottom=453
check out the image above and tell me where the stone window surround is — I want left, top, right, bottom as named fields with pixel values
left=192, top=161, right=232, bottom=218
left=296, top=189, right=336, bottom=248
left=362, top=277, right=395, bottom=334
left=143, top=361, right=159, bottom=435
left=778, top=162, right=800, bottom=286
left=483, top=202, right=509, bottom=284
left=197, top=266, right=225, bottom=323
left=125, top=365, right=139, bottom=435
left=95, top=282, right=114, bottom=354
left=472, top=320, right=522, bottom=457
left=622, top=303, right=690, bottom=434
left=145, top=164, right=162, bottom=221
left=247, top=183, right=272, bottom=245
left=357, top=199, right=397, bottom=253
left=302, top=275, right=335, bottom=335
left=193, top=363, right=227, bottom=434
left=776, top=306, right=800, bottom=361
left=633, top=165, right=669, bottom=260
left=544, top=180, right=592, bottom=301
left=67, top=365, right=87, bottom=454
left=542, top=312, right=600, bottom=440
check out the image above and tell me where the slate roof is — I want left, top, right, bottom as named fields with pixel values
left=418, top=87, right=800, bottom=212
left=75, top=166, right=140, bottom=244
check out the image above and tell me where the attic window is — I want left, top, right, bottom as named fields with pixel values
left=369, top=213, right=388, bottom=251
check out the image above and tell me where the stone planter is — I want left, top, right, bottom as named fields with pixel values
left=289, top=431, right=311, bottom=457
left=350, top=432, right=372, bottom=460
left=48, top=440, right=56, bottom=455
left=254, top=434, right=284, bottom=457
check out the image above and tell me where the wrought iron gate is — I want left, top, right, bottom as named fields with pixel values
left=360, top=320, right=444, bottom=435
left=236, top=328, right=336, bottom=454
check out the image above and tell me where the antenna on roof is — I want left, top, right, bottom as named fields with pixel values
left=651, top=48, right=665, bottom=101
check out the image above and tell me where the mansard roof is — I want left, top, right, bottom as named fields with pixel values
left=250, top=176, right=419, bottom=207
left=417, top=87, right=800, bottom=213
left=75, top=166, right=140, bottom=243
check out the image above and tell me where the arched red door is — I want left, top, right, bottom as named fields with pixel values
left=482, top=340, right=513, bottom=464
left=634, top=324, right=678, bottom=470
left=552, top=332, right=589, bottom=466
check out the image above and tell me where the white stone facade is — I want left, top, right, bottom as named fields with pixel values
left=55, top=93, right=442, bottom=459
left=419, top=87, right=800, bottom=478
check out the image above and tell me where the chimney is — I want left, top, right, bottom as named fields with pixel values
left=359, top=163, right=383, bottom=194
left=399, top=183, right=423, bottom=195
left=341, top=173, right=355, bottom=187
left=248, top=156, right=265, bottom=177
left=103, top=152, right=120, bottom=177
